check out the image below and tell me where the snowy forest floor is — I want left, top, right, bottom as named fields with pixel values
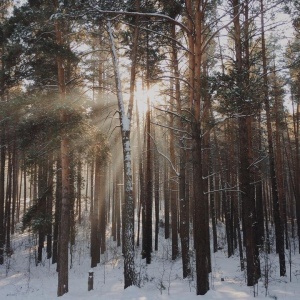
left=1, top=213, right=300, bottom=299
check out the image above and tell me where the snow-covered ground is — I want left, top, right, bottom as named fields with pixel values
left=1, top=217, right=300, bottom=299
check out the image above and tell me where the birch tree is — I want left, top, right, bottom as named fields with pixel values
left=107, top=20, right=136, bottom=288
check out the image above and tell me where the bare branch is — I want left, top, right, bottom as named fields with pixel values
left=91, top=8, right=191, bottom=34
left=151, top=121, right=192, bottom=137
left=149, top=133, right=179, bottom=177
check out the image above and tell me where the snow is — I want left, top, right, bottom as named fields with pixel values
left=107, top=20, right=131, bottom=133
left=1, top=219, right=300, bottom=299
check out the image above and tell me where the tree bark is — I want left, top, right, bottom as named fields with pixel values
left=91, top=157, right=100, bottom=268
left=52, top=157, right=61, bottom=265
left=185, top=0, right=210, bottom=294
left=108, top=20, right=136, bottom=288
left=55, top=13, right=71, bottom=296
left=171, top=21, right=190, bottom=277
left=260, top=0, right=286, bottom=276
left=0, top=130, right=6, bottom=265
left=231, top=0, right=261, bottom=285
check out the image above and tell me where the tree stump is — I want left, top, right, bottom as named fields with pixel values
left=88, top=271, right=94, bottom=291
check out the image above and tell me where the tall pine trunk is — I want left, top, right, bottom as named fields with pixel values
left=260, top=0, right=286, bottom=276
left=232, top=0, right=261, bottom=285
left=55, top=14, right=71, bottom=296
left=91, top=156, right=101, bottom=267
left=0, top=130, right=6, bottom=265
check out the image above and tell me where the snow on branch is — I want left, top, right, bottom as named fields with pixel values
left=107, top=20, right=130, bottom=132
left=149, top=133, right=179, bottom=177
left=92, top=8, right=190, bottom=34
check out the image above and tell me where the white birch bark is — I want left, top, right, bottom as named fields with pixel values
left=107, top=20, right=136, bottom=288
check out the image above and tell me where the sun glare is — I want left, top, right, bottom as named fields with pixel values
left=135, top=82, right=165, bottom=115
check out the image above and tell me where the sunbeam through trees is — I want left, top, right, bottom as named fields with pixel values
left=1, top=0, right=300, bottom=299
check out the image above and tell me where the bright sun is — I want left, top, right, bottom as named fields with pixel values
left=134, top=82, right=165, bottom=115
